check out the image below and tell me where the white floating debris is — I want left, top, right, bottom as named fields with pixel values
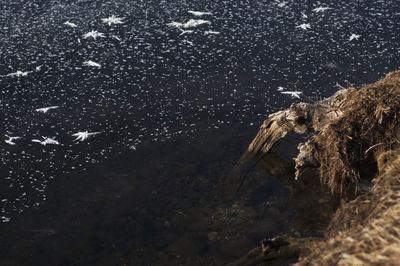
left=31, top=137, right=60, bottom=146
left=83, top=60, right=101, bottom=68
left=167, top=19, right=211, bottom=29
left=101, top=15, right=124, bottom=26
left=277, top=1, right=288, bottom=8
left=349, top=33, right=361, bottom=41
left=64, top=21, right=77, bottom=28
left=204, top=30, right=220, bottom=35
left=280, top=91, right=302, bottom=98
left=5, top=70, right=29, bottom=77
left=82, top=30, right=105, bottom=40
left=183, top=19, right=211, bottom=28
left=111, top=35, right=122, bottom=41
left=35, top=106, right=59, bottom=113
left=312, top=7, right=332, bottom=13
left=296, top=23, right=311, bottom=30
left=1, top=216, right=11, bottom=223
left=179, top=29, right=194, bottom=36
left=166, top=21, right=184, bottom=28
left=182, top=40, right=194, bottom=46
left=187, top=10, right=212, bottom=16
left=5, top=135, right=21, bottom=145
left=277, top=86, right=285, bottom=91
left=72, top=131, right=101, bottom=141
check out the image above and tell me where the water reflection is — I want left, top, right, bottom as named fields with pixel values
left=0, top=129, right=305, bottom=265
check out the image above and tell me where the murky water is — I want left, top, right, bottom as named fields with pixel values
left=0, top=0, right=399, bottom=264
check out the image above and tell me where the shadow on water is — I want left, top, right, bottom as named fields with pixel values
left=0, top=129, right=334, bottom=265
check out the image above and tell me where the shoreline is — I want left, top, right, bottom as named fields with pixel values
left=229, top=70, right=400, bottom=265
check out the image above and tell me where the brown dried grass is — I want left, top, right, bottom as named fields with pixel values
left=309, top=70, right=400, bottom=195
left=297, top=150, right=400, bottom=265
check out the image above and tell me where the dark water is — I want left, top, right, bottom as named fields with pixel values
left=0, top=0, right=399, bottom=265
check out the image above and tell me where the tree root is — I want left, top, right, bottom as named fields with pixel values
left=221, top=89, right=346, bottom=199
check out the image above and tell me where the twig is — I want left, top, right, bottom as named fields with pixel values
left=364, top=143, right=384, bottom=155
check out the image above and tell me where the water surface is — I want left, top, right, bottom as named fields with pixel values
left=0, top=0, right=399, bottom=264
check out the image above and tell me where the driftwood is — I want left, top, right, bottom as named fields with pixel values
left=221, top=88, right=346, bottom=199
left=224, top=71, right=400, bottom=265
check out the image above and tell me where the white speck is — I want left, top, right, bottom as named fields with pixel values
left=64, top=21, right=77, bottom=28
left=31, top=137, right=60, bottom=146
left=111, top=35, right=122, bottom=41
left=204, top=30, right=220, bottom=35
left=167, top=19, right=211, bottom=29
left=349, top=33, right=361, bottom=41
left=5, top=70, right=29, bottom=77
left=296, top=23, right=311, bottom=30
left=35, top=106, right=59, bottom=113
left=187, top=10, right=212, bottom=16
left=179, top=29, right=194, bottom=36
left=5, top=135, right=21, bottom=145
left=312, top=7, right=332, bottom=13
left=166, top=21, right=184, bottom=28
left=277, top=1, right=288, bottom=8
left=277, top=86, right=285, bottom=91
left=280, top=91, right=302, bottom=98
left=1, top=216, right=10, bottom=223
left=83, top=60, right=101, bottom=68
left=182, top=40, right=194, bottom=46
left=82, top=30, right=105, bottom=40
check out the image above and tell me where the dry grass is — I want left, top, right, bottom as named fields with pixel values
left=296, top=71, right=400, bottom=265
left=230, top=71, right=400, bottom=265
left=307, top=71, right=400, bottom=196
left=297, top=151, right=400, bottom=265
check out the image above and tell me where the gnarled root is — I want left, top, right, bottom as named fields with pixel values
left=221, top=92, right=345, bottom=199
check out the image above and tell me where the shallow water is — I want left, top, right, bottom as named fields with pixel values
left=0, top=0, right=399, bottom=264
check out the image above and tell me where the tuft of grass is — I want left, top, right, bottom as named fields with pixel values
left=308, top=71, right=400, bottom=196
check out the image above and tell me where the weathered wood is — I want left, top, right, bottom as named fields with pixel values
left=222, top=89, right=346, bottom=199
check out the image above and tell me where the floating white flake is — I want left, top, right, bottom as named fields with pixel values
left=72, top=131, right=102, bottom=141
left=83, top=60, right=101, bottom=68
left=187, top=10, right=212, bottom=16
left=82, top=30, right=105, bottom=40
left=101, top=15, right=124, bottom=26
left=35, top=106, right=59, bottom=113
